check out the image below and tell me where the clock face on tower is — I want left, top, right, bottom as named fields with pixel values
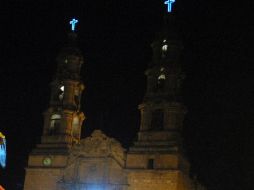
left=43, top=157, right=52, bottom=166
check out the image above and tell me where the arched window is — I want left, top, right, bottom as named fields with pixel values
left=157, top=68, right=166, bottom=91
left=49, top=114, right=61, bottom=135
left=58, top=86, right=64, bottom=101
left=162, top=39, right=168, bottom=57
left=162, top=44, right=168, bottom=52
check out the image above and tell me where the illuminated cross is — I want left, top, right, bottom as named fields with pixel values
left=164, top=0, right=176, bottom=13
left=70, top=18, right=78, bottom=31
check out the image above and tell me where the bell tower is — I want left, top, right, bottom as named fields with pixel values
left=40, top=31, right=85, bottom=149
left=34, top=22, right=85, bottom=152
left=24, top=19, right=86, bottom=190
left=126, top=12, right=194, bottom=190
left=137, top=14, right=185, bottom=147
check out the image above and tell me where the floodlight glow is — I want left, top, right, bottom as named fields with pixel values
left=164, top=0, right=176, bottom=12
left=86, top=184, right=103, bottom=190
left=70, top=18, right=78, bottom=31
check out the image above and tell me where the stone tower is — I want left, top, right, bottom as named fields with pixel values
left=126, top=14, right=194, bottom=190
left=41, top=32, right=85, bottom=147
left=23, top=31, right=85, bottom=190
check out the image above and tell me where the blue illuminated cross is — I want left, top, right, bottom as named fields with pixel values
left=70, top=18, right=78, bottom=31
left=164, top=0, right=176, bottom=13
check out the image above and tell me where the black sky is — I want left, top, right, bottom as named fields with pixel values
left=0, top=1, right=253, bottom=190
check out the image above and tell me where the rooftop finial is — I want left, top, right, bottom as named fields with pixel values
left=164, top=0, right=176, bottom=13
left=69, top=18, right=78, bottom=31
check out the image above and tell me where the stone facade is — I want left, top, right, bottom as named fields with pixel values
left=58, top=130, right=128, bottom=190
left=24, top=15, right=204, bottom=190
left=24, top=130, right=128, bottom=190
left=24, top=130, right=195, bottom=190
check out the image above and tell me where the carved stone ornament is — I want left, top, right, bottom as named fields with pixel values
left=69, top=130, right=126, bottom=164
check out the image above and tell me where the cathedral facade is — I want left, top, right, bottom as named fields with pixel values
left=23, top=13, right=204, bottom=190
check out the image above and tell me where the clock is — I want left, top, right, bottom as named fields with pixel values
left=43, top=157, right=52, bottom=166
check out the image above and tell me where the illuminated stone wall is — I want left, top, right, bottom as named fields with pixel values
left=128, top=171, right=178, bottom=190
left=24, top=169, right=62, bottom=190
left=127, top=170, right=194, bottom=190
left=24, top=130, right=128, bottom=190
left=126, top=152, right=193, bottom=190
left=24, top=130, right=195, bottom=190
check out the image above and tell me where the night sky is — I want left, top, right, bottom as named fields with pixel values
left=0, top=1, right=252, bottom=190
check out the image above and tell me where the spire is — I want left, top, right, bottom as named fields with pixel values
left=150, top=8, right=182, bottom=68
left=55, top=32, right=83, bottom=81
left=65, top=18, right=79, bottom=49
left=145, top=7, right=183, bottom=103
left=57, top=17, right=81, bottom=59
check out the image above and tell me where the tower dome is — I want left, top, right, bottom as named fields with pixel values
left=56, top=32, right=84, bottom=80
left=150, top=14, right=183, bottom=68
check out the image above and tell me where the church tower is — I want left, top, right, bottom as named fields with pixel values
left=41, top=31, right=85, bottom=148
left=126, top=6, right=194, bottom=190
left=24, top=19, right=85, bottom=190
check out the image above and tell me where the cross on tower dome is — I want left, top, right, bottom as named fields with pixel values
left=164, top=0, right=176, bottom=13
left=70, top=18, right=78, bottom=31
